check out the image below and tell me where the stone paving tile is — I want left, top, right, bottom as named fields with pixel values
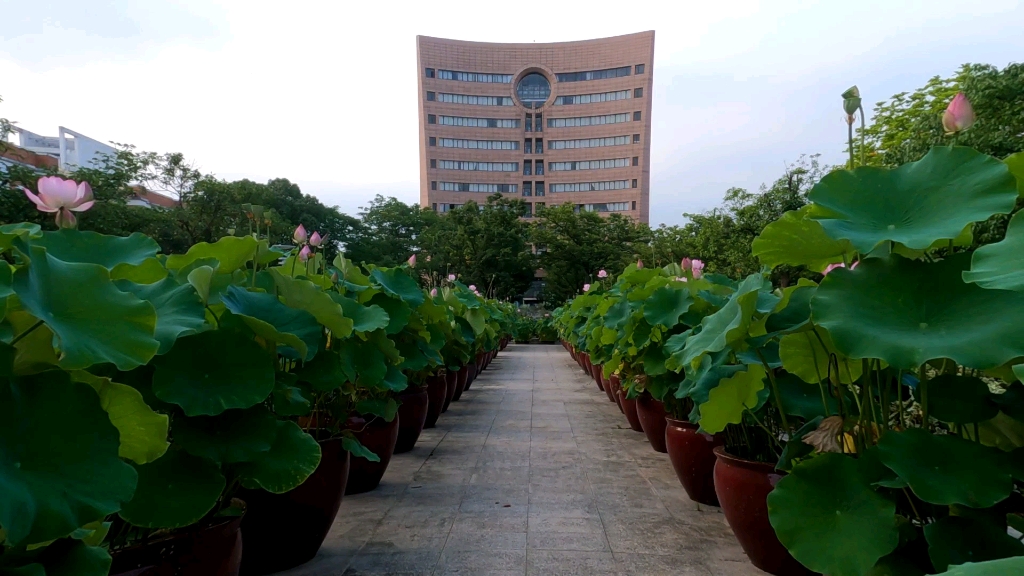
left=276, top=345, right=765, bottom=575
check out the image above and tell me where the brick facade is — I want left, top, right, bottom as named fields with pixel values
left=416, top=32, right=654, bottom=223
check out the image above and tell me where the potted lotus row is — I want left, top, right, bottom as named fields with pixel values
left=557, top=145, right=1024, bottom=575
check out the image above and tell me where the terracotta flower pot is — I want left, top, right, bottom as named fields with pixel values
left=110, top=514, right=244, bottom=576
left=635, top=393, right=668, bottom=453
left=344, top=414, right=400, bottom=495
left=617, top=389, right=644, bottom=432
left=600, top=372, right=616, bottom=403
left=665, top=419, right=723, bottom=506
left=713, top=447, right=815, bottom=576
left=442, top=369, right=459, bottom=412
left=452, top=365, right=469, bottom=401
left=238, top=439, right=350, bottom=575
left=610, top=378, right=624, bottom=413
left=395, top=387, right=429, bottom=453
left=424, top=374, right=447, bottom=426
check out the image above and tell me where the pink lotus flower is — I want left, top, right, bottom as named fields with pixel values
left=448, top=274, right=456, bottom=281
left=598, top=269, right=608, bottom=279
left=680, top=257, right=692, bottom=271
left=430, top=288, right=438, bottom=297
left=293, top=224, right=308, bottom=244
left=637, top=260, right=644, bottom=269
left=942, top=92, right=975, bottom=134
left=822, top=261, right=859, bottom=276
left=691, top=259, right=705, bottom=279
left=298, top=245, right=311, bottom=262
left=408, top=254, right=417, bottom=267
left=469, top=284, right=477, bottom=291
left=309, top=231, right=323, bottom=247
left=583, top=283, right=591, bottom=292
left=23, top=176, right=94, bottom=229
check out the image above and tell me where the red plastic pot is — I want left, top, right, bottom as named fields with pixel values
left=110, top=514, right=244, bottom=576
left=238, top=439, right=350, bottom=575
left=617, top=389, right=644, bottom=432
left=665, top=419, right=723, bottom=506
left=713, top=447, right=815, bottom=576
left=395, top=387, right=429, bottom=453
left=635, top=393, right=668, bottom=453
left=452, top=365, right=469, bottom=401
left=442, top=369, right=459, bottom=412
left=424, top=374, right=447, bottom=427
left=344, top=414, right=400, bottom=495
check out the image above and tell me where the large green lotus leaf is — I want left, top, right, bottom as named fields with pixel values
left=152, top=330, right=275, bottom=416
left=110, top=257, right=169, bottom=284
left=676, top=274, right=767, bottom=369
left=5, top=311, right=58, bottom=375
left=24, top=230, right=159, bottom=269
left=698, top=364, right=765, bottom=434
left=0, top=374, right=137, bottom=546
left=272, top=373, right=311, bottom=417
left=221, top=286, right=321, bottom=360
left=165, top=235, right=257, bottom=273
left=73, top=372, right=169, bottom=465
left=813, top=254, right=1024, bottom=370
left=963, top=211, right=1024, bottom=291
left=753, top=206, right=854, bottom=271
left=173, top=405, right=278, bottom=464
left=924, top=516, right=1024, bottom=572
left=115, top=277, right=207, bottom=354
left=464, top=308, right=488, bottom=336
left=0, top=222, right=41, bottom=251
left=298, top=349, right=355, bottom=391
left=349, top=336, right=388, bottom=386
left=865, top=551, right=927, bottom=576
left=942, top=558, right=1024, bottom=575
left=808, top=146, right=1018, bottom=252
left=763, top=281, right=817, bottom=336
left=992, top=381, right=1024, bottom=421
left=927, top=375, right=1000, bottom=424
left=270, top=270, right=353, bottom=338
left=768, top=453, right=898, bottom=576
left=119, top=449, right=224, bottom=529
left=780, top=326, right=862, bottom=384
left=775, top=372, right=839, bottom=419
left=234, top=420, right=321, bottom=493
left=1006, top=152, right=1024, bottom=196
left=0, top=538, right=112, bottom=576
left=877, top=428, right=1015, bottom=507
left=369, top=293, right=412, bottom=335
left=356, top=398, right=399, bottom=422
left=14, top=246, right=159, bottom=370
left=642, top=286, right=693, bottom=328
left=186, top=265, right=215, bottom=304
left=341, top=434, right=380, bottom=462
left=369, top=268, right=424, bottom=307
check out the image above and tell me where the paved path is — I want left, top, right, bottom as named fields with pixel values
left=279, top=344, right=765, bottom=576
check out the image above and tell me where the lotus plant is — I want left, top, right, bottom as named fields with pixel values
left=22, top=176, right=94, bottom=228
left=942, top=91, right=976, bottom=135
left=293, top=223, right=308, bottom=244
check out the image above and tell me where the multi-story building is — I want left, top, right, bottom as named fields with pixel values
left=417, top=31, right=654, bottom=223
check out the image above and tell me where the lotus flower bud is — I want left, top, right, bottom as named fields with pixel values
left=691, top=259, right=705, bottom=279
left=598, top=269, right=608, bottom=279
left=469, top=285, right=477, bottom=291
left=448, top=274, right=456, bottom=282
left=408, top=254, right=417, bottom=267
left=680, top=257, right=692, bottom=271
left=298, top=245, right=311, bottom=262
left=637, top=260, right=643, bottom=269
left=309, top=231, right=323, bottom=247
left=430, top=288, right=438, bottom=297
left=583, top=284, right=591, bottom=292
left=293, top=224, right=308, bottom=244
left=942, top=92, right=975, bottom=134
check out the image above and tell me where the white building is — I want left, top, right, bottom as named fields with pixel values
left=7, top=126, right=117, bottom=171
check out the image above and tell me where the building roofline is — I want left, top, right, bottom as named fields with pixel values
left=415, top=30, right=654, bottom=50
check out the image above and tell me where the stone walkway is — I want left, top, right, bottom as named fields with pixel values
left=279, top=344, right=765, bottom=576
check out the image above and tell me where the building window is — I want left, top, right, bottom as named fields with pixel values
left=524, top=139, right=532, bottom=154
left=536, top=138, right=543, bottom=153
left=632, top=201, right=637, bottom=210
left=535, top=161, right=544, bottom=175
left=436, top=69, right=513, bottom=83
left=556, top=66, right=631, bottom=82
left=439, top=203, right=464, bottom=213
left=549, top=158, right=631, bottom=171
left=582, top=202, right=630, bottom=212
left=549, top=136, right=630, bottom=150
left=516, top=73, right=552, bottom=108
left=633, top=111, right=641, bottom=121
left=432, top=203, right=437, bottom=211
left=429, top=136, right=437, bottom=146
left=632, top=179, right=638, bottom=188
left=431, top=181, right=437, bottom=190
left=635, top=64, right=645, bottom=74
left=536, top=202, right=545, bottom=212
left=523, top=182, right=533, bottom=196
left=555, top=90, right=630, bottom=105
left=437, top=138, right=520, bottom=150
left=437, top=160, right=519, bottom=172
left=525, top=113, right=532, bottom=132
left=427, top=91, right=436, bottom=101
left=524, top=160, right=532, bottom=176
left=425, top=67, right=435, bottom=78
left=535, top=113, right=542, bottom=132
left=523, top=203, right=533, bottom=218
left=550, top=180, right=629, bottom=192
left=437, top=116, right=519, bottom=128
left=536, top=181, right=545, bottom=196
left=434, top=93, right=514, bottom=106
left=632, top=156, right=639, bottom=166
left=633, top=134, right=641, bottom=143
left=634, top=87, right=643, bottom=98
left=439, top=182, right=518, bottom=193
left=427, top=114, right=436, bottom=124
left=548, top=113, right=630, bottom=128
left=430, top=159, right=436, bottom=168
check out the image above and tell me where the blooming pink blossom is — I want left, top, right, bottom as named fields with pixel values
left=430, top=288, right=438, bottom=297
left=680, top=257, right=692, bottom=271
left=469, top=285, right=477, bottom=291
left=309, top=231, right=323, bottom=247
left=293, top=224, right=308, bottom=244
left=942, top=92, right=976, bottom=134
left=822, top=261, right=859, bottom=276
left=408, top=254, right=417, bottom=267
left=448, top=274, right=456, bottom=281
left=23, top=176, right=94, bottom=229
left=637, top=260, right=644, bottom=269
left=583, top=283, right=591, bottom=292
left=691, top=259, right=705, bottom=279
left=298, top=245, right=312, bottom=262
left=598, top=269, right=608, bottom=279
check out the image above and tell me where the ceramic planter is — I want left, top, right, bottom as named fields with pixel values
left=442, top=369, right=459, bottom=412
left=452, top=365, right=469, bottom=401
left=600, top=371, right=616, bottom=403
left=344, top=414, right=400, bottom=495
left=713, top=447, right=814, bottom=576
left=110, top=514, right=244, bottom=576
left=665, top=419, right=722, bottom=506
left=617, top=388, right=644, bottom=432
left=464, top=363, right=478, bottom=391
left=394, top=387, right=429, bottom=453
left=635, top=393, right=668, bottom=453
left=424, top=374, right=447, bottom=426
left=238, top=439, right=350, bottom=575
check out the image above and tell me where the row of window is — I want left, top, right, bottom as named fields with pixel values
left=549, top=157, right=636, bottom=171
left=556, top=66, right=631, bottom=83
left=425, top=68, right=512, bottom=83
left=582, top=202, right=631, bottom=212
left=425, top=64, right=645, bottom=84
left=547, top=113, right=633, bottom=128
left=435, top=182, right=518, bottom=193
left=548, top=135, right=639, bottom=149
left=430, top=179, right=638, bottom=194
left=555, top=90, right=630, bottom=105
left=429, top=115, right=519, bottom=128
left=431, top=201, right=636, bottom=217
left=431, top=138, right=520, bottom=149
left=428, top=135, right=641, bottom=149
left=522, top=181, right=546, bottom=196
left=523, top=160, right=544, bottom=175
left=427, top=92, right=514, bottom=106
left=550, top=180, right=634, bottom=192
left=524, top=138, right=543, bottom=154
left=432, top=160, right=519, bottom=172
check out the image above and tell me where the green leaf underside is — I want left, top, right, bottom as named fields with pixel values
left=780, top=326, right=863, bottom=384
left=964, top=210, right=1024, bottom=291
left=165, top=236, right=258, bottom=273
left=25, top=230, right=159, bottom=270
left=115, top=277, right=207, bottom=354
left=74, top=372, right=169, bottom=464
left=369, top=268, right=425, bottom=307
left=221, top=285, right=321, bottom=360
left=753, top=206, right=854, bottom=271
left=698, top=364, right=766, bottom=433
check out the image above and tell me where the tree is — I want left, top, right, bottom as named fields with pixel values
left=343, top=195, right=439, bottom=267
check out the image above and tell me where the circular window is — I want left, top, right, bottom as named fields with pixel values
left=516, top=73, right=551, bottom=109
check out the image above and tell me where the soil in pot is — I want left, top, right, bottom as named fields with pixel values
left=452, top=365, right=469, bottom=401
left=442, top=369, right=459, bottom=411
left=238, top=439, right=350, bottom=575
left=425, top=374, right=447, bottom=426
left=344, top=414, right=400, bottom=495
left=665, top=419, right=723, bottom=506
left=617, top=389, right=644, bottom=432
left=713, top=447, right=816, bottom=576
left=110, top=514, right=244, bottom=576
left=394, top=387, right=429, bottom=453
left=635, top=393, right=669, bottom=453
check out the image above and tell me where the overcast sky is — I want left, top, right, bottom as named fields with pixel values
left=2, top=0, right=1022, bottom=226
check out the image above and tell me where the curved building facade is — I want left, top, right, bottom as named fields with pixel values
left=417, top=32, right=654, bottom=223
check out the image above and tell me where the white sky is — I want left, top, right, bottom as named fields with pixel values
left=2, top=0, right=1022, bottom=225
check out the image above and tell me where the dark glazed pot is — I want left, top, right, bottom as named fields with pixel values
left=617, top=389, right=644, bottom=432
left=600, top=372, right=616, bottom=403
left=239, top=439, right=350, bottom=575
left=608, top=376, right=624, bottom=412
left=110, top=514, right=244, bottom=576
left=344, top=414, right=400, bottom=495
left=713, top=447, right=815, bottom=576
left=442, top=369, right=459, bottom=411
left=464, top=363, right=478, bottom=391
left=665, top=419, right=723, bottom=506
left=395, top=387, right=429, bottom=453
left=425, top=374, right=447, bottom=426
left=452, top=365, right=469, bottom=401
left=635, top=393, right=668, bottom=453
